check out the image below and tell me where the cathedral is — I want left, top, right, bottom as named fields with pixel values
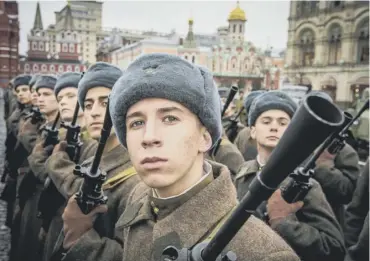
left=211, top=2, right=283, bottom=91
left=20, top=2, right=87, bottom=75
left=284, top=1, right=369, bottom=108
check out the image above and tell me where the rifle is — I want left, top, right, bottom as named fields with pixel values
left=37, top=101, right=83, bottom=227
left=281, top=99, right=369, bottom=203
left=225, top=106, right=244, bottom=143
left=25, top=106, right=44, bottom=124
left=61, top=101, right=83, bottom=162
left=74, top=98, right=112, bottom=214
left=161, top=95, right=344, bottom=261
left=50, top=100, right=112, bottom=261
left=327, top=99, right=369, bottom=154
left=43, top=112, right=61, bottom=148
left=210, top=86, right=238, bottom=157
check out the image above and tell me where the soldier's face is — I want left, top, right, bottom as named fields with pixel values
left=15, top=85, right=31, bottom=105
left=57, top=87, right=82, bottom=122
left=250, top=110, right=290, bottom=149
left=83, top=87, right=111, bottom=140
left=31, top=86, right=39, bottom=106
left=37, top=88, right=59, bottom=116
left=125, top=98, right=212, bottom=198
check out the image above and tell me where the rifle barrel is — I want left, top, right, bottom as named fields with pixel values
left=90, top=99, right=112, bottom=175
left=340, top=99, right=369, bottom=135
left=71, top=101, right=80, bottom=126
left=52, top=112, right=60, bottom=130
left=221, top=86, right=238, bottom=117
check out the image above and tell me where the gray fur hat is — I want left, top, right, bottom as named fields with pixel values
left=55, top=72, right=81, bottom=96
left=109, top=53, right=222, bottom=148
left=78, top=62, right=122, bottom=109
left=248, top=90, right=297, bottom=126
left=13, top=74, right=32, bottom=90
left=244, top=90, right=267, bottom=114
left=29, top=74, right=41, bottom=88
left=35, top=75, right=57, bottom=92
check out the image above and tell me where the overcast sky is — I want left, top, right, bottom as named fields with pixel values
left=18, top=0, right=291, bottom=55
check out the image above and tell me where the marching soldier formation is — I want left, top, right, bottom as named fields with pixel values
left=0, top=53, right=368, bottom=261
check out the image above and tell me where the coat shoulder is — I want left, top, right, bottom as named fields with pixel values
left=235, top=160, right=258, bottom=180
left=128, top=181, right=150, bottom=204
left=229, top=215, right=299, bottom=260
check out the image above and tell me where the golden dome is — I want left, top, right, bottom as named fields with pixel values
left=188, top=18, right=193, bottom=25
left=228, top=1, right=246, bottom=21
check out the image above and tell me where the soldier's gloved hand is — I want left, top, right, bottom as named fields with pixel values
left=266, top=189, right=303, bottom=226
left=62, top=195, right=108, bottom=249
left=33, top=141, right=54, bottom=155
left=53, top=141, right=67, bottom=154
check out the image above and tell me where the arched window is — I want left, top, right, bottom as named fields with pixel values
left=184, top=55, right=188, bottom=60
left=299, top=29, right=315, bottom=66
left=233, top=24, right=236, bottom=33
left=357, top=20, right=369, bottom=63
left=32, top=42, right=37, bottom=50
left=41, top=64, right=47, bottom=72
left=50, top=65, right=55, bottom=72
left=192, top=56, right=195, bottom=63
left=239, top=24, right=242, bottom=33
left=39, top=42, right=44, bottom=51
left=62, top=43, right=68, bottom=52
left=58, top=65, right=64, bottom=73
left=24, top=64, right=30, bottom=71
left=328, top=25, right=342, bottom=64
left=33, top=64, right=39, bottom=72
left=69, top=44, right=75, bottom=53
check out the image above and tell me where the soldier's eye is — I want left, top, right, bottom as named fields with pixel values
left=129, top=120, right=144, bottom=129
left=163, top=115, right=178, bottom=123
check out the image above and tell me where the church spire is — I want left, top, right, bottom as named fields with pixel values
left=33, top=2, right=43, bottom=30
left=64, top=2, right=74, bottom=31
left=184, top=18, right=196, bottom=48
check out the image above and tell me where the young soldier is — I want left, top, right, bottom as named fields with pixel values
left=344, top=158, right=369, bottom=261
left=108, top=54, right=298, bottom=260
left=39, top=72, right=97, bottom=261
left=1, top=74, right=32, bottom=260
left=234, top=89, right=266, bottom=161
left=305, top=91, right=360, bottom=228
left=47, top=63, right=140, bottom=261
left=234, top=91, right=346, bottom=261
left=29, top=74, right=41, bottom=106
left=17, top=75, right=59, bottom=261
left=4, top=78, right=19, bottom=120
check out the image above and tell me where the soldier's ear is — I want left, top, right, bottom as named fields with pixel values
left=250, top=126, right=256, bottom=140
left=199, top=127, right=212, bottom=153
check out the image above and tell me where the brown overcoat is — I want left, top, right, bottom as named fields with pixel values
left=16, top=121, right=57, bottom=261
left=41, top=135, right=98, bottom=261
left=207, top=137, right=244, bottom=178
left=233, top=127, right=258, bottom=161
left=313, top=143, right=360, bottom=227
left=113, top=161, right=299, bottom=261
left=51, top=145, right=141, bottom=261
left=235, top=159, right=346, bottom=261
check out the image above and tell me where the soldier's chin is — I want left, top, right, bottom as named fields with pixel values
left=141, top=172, right=174, bottom=190
left=263, top=140, right=279, bottom=149
left=61, top=111, right=73, bottom=122
left=88, top=129, right=101, bottom=140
